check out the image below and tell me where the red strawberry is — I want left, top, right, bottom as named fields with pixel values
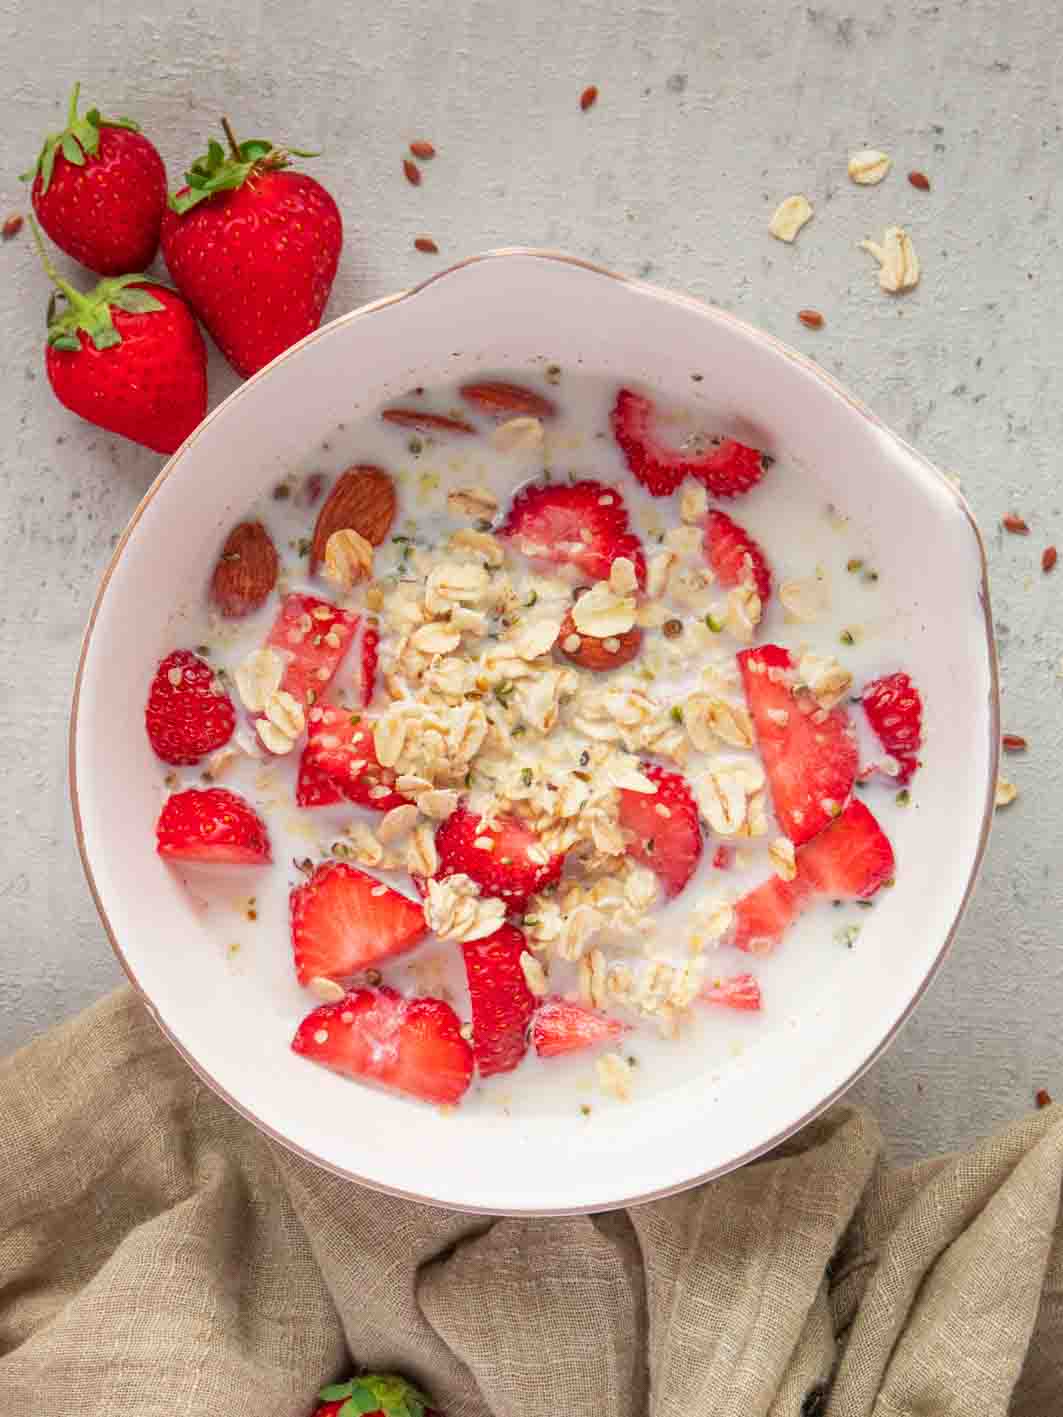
left=531, top=997, right=629, bottom=1058
left=145, top=650, right=235, bottom=765
left=499, top=479, right=646, bottom=586
left=361, top=620, right=380, bottom=707
left=30, top=218, right=206, bottom=456
left=461, top=924, right=536, bottom=1077
left=297, top=707, right=411, bottom=811
left=701, top=972, right=762, bottom=1011
left=434, top=806, right=564, bottom=910
left=292, top=986, right=473, bottom=1106
left=738, top=645, right=858, bottom=845
left=611, top=388, right=768, bottom=498
left=704, top=509, right=773, bottom=602
left=290, top=862, right=427, bottom=985
left=156, top=787, right=270, bottom=865
left=161, top=121, right=342, bottom=378
left=862, top=672, right=923, bottom=783
left=24, top=84, right=166, bottom=275
left=733, top=799, right=894, bottom=952
left=263, top=593, right=359, bottom=718
left=617, top=764, right=703, bottom=898
left=313, top=1374, right=437, bottom=1417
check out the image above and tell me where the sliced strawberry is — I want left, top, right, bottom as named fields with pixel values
left=862, top=671, right=923, bottom=784
left=733, top=799, right=894, bottom=952
left=531, top=997, right=629, bottom=1058
left=556, top=605, right=642, bottom=671
left=381, top=407, right=476, bottom=434
left=738, top=644, right=858, bottom=846
left=460, top=380, right=556, bottom=419
left=461, top=924, right=536, bottom=1077
left=618, top=764, right=703, bottom=898
left=731, top=876, right=802, bottom=955
left=145, top=649, right=235, bottom=765
left=297, top=707, right=412, bottom=811
left=704, top=509, right=772, bottom=602
left=701, top=972, right=762, bottom=1011
left=360, top=619, right=380, bottom=708
left=292, top=986, right=473, bottom=1106
left=290, top=862, right=427, bottom=985
left=611, top=388, right=768, bottom=498
left=155, top=787, right=270, bottom=865
left=797, top=798, right=895, bottom=897
left=264, top=593, right=359, bottom=715
left=499, top=479, right=646, bottom=587
left=435, top=805, right=565, bottom=910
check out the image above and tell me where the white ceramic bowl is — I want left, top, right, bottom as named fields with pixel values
left=71, top=250, right=999, bottom=1214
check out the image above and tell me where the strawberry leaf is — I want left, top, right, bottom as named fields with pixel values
left=167, top=123, right=321, bottom=215
left=108, top=288, right=165, bottom=314
left=24, top=84, right=142, bottom=193
left=319, top=1374, right=432, bottom=1417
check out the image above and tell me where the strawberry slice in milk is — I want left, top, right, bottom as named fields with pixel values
left=248, top=592, right=360, bottom=754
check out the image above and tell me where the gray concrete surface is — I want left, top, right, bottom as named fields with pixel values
left=1, top=0, right=1060, bottom=1165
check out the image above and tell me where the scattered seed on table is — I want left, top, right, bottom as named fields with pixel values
left=2, top=214, right=23, bottom=240
left=1042, top=545, right=1057, bottom=572
left=908, top=170, right=931, bottom=191
left=403, top=159, right=422, bottom=186
left=1002, top=734, right=1028, bottom=752
left=1002, top=513, right=1030, bottom=534
left=409, top=140, right=436, bottom=160
left=414, top=236, right=439, bottom=254
left=580, top=84, right=599, bottom=111
left=798, top=309, right=825, bottom=329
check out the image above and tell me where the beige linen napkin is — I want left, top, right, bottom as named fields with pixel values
left=0, top=989, right=1059, bottom=1417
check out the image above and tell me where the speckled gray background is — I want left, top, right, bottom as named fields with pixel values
left=1, top=0, right=1059, bottom=1163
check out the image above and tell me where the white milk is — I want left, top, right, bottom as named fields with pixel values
left=162, top=371, right=912, bottom=1119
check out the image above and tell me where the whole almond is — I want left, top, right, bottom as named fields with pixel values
left=556, top=608, right=642, bottom=671
left=311, top=466, right=397, bottom=573
left=381, top=407, right=476, bottom=434
left=409, top=140, right=436, bottom=160
left=459, top=380, right=557, bottom=419
left=211, top=521, right=279, bottom=618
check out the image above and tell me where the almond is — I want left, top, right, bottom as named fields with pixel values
left=311, top=466, right=397, bottom=572
left=381, top=408, right=475, bottom=434
left=459, top=381, right=557, bottom=419
left=210, top=521, right=279, bottom=618
left=556, top=607, right=642, bottom=671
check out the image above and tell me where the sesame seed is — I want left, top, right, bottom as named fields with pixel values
left=370, top=884, right=388, bottom=897
left=655, top=803, right=672, bottom=818
left=313, top=1029, right=329, bottom=1044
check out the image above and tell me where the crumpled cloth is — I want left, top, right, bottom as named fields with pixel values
left=0, top=989, right=1059, bottom=1417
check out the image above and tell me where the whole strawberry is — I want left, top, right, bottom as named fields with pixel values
left=161, top=118, right=342, bottom=378
left=31, top=218, right=207, bottom=455
left=23, top=83, right=166, bottom=276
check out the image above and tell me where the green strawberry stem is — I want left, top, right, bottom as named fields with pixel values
left=221, top=116, right=243, bottom=161
left=168, top=119, right=321, bottom=214
left=28, top=214, right=91, bottom=318
left=29, top=214, right=165, bottom=351
left=21, top=82, right=140, bottom=192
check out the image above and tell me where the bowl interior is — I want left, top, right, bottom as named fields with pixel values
left=73, top=252, right=997, bottom=1213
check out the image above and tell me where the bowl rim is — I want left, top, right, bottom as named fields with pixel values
left=68, top=247, right=1000, bottom=1214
